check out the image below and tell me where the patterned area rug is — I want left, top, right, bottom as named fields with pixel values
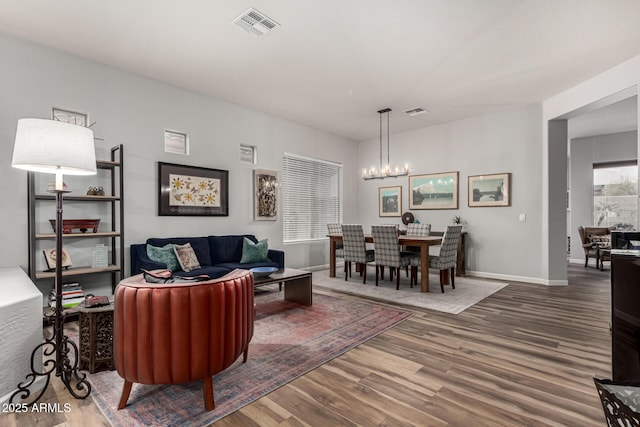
left=88, top=290, right=411, bottom=427
left=313, top=268, right=508, bottom=314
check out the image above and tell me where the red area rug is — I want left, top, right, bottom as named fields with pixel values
left=88, top=290, right=411, bottom=426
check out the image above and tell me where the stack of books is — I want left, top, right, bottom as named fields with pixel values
left=49, top=282, right=84, bottom=308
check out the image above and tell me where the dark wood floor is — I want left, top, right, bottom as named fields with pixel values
left=3, top=264, right=611, bottom=426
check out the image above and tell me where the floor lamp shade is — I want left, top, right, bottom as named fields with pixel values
left=12, top=118, right=96, bottom=175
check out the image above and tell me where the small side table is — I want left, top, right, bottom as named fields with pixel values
left=75, top=298, right=115, bottom=373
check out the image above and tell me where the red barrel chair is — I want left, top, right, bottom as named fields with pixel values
left=114, top=269, right=255, bottom=411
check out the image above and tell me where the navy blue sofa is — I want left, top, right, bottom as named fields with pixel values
left=130, top=234, right=284, bottom=278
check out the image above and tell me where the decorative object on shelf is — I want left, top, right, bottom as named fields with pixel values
left=11, top=118, right=94, bottom=403
left=49, top=218, right=100, bottom=234
left=250, top=266, right=278, bottom=278
left=52, top=107, right=89, bottom=127
left=379, top=186, right=402, bottom=217
left=254, top=169, right=278, bottom=221
left=468, top=172, right=510, bottom=207
left=43, top=247, right=72, bottom=271
left=158, top=162, right=229, bottom=216
left=91, top=244, right=109, bottom=268
left=87, top=186, right=97, bottom=195
left=362, top=108, right=409, bottom=180
left=409, top=171, right=459, bottom=210
left=96, top=186, right=104, bottom=196
left=401, top=211, right=415, bottom=225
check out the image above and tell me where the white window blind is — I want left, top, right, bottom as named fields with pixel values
left=282, top=153, right=342, bottom=243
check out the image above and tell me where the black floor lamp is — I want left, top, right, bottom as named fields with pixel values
left=10, top=118, right=97, bottom=403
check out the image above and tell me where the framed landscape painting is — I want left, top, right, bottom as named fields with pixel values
left=254, top=169, right=278, bottom=221
left=468, top=172, right=510, bottom=207
left=409, top=171, right=459, bottom=210
left=158, top=162, right=229, bottom=216
left=379, top=186, right=402, bottom=217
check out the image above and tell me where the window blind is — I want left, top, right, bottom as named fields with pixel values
left=282, top=153, right=342, bottom=243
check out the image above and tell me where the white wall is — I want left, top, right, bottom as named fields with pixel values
left=569, top=131, right=637, bottom=263
left=357, top=105, right=546, bottom=283
left=543, top=55, right=640, bottom=282
left=0, top=34, right=359, bottom=297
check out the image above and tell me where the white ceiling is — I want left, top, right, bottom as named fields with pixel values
left=1, top=0, right=640, bottom=141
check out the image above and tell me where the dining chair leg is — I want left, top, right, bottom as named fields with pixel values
left=450, top=267, right=455, bottom=289
left=362, top=263, right=367, bottom=284
left=439, top=270, right=445, bottom=293
left=396, top=267, right=400, bottom=290
left=375, top=265, right=380, bottom=286
left=380, top=266, right=384, bottom=280
left=345, top=262, right=350, bottom=281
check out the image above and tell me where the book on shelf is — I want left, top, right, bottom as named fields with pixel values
left=49, top=282, right=84, bottom=308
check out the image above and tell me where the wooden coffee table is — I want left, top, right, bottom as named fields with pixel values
left=253, top=268, right=312, bottom=306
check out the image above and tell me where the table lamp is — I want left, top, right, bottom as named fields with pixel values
left=11, top=118, right=96, bottom=403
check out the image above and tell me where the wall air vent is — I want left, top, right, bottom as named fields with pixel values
left=233, top=8, right=280, bottom=37
left=404, top=107, right=427, bottom=116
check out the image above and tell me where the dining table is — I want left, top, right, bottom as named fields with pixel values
left=327, top=234, right=443, bottom=293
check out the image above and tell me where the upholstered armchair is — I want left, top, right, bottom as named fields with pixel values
left=114, top=269, right=255, bottom=411
left=577, top=226, right=615, bottom=268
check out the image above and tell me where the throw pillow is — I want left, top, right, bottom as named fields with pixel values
left=146, top=244, right=180, bottom=271
left=173, top=242, right=201, bottom=272
left=240, top=237, right=270, bottom=263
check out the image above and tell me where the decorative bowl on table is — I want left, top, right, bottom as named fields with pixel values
left=49, top=219, right=100, bottom=234
left=250, top=267, right=278, bottom=278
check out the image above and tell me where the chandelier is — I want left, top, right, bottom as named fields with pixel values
left=362, top=108, right=409, bottom=180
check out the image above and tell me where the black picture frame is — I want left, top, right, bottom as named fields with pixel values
left=158, top=162, right=229, bottom=216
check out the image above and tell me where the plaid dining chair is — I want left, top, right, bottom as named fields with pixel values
left=410, top=225, right=462, bottom=292
left=327, top=223, right=346, bottom=276
left=342, top=224, right=375, bottom=284
left=371, top=225, right=418, bottom=290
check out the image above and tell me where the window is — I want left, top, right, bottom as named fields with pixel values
left=164, top=129, right=189, bottom=155
left=593, top=161, right=638, bottom=230
left=282, top=153, right=342, bottom=243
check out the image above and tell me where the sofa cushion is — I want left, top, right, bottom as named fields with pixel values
left=208, top=235, right=258, bottom=264
left=147, top=237, right=212, bottom=267
left=146, top=244, right=180, bottom=272
left=174, top=242, right=201, bottom=272
left=240, top=237, right=270, bottom=263
left=216, top=261, right=280, bottom=271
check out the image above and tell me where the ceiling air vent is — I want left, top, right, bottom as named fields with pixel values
left=404, top=107, right=427, bottom=117
left=233, top=8, right=280, bottom=37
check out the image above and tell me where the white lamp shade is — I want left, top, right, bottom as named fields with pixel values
left=12, top=118, right=97, bottom=175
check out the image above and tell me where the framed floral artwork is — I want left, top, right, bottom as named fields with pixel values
left=379, top=186, right=402, bottom=217
left=158, top=162, right=229, bottom=216
left=254, top=169, right=278, bottom=221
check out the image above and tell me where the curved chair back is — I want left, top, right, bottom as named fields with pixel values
left=342, top=224, right=369, bottom=264
left=371, top=225, right=402, bottom=267
left=407, top=223, right=431, bottom=236
left=114, top=269, right=255, bottom=411
left=433, top=225, right=463, bottom=269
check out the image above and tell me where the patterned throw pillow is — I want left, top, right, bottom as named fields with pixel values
left=588, top=234, right=611, bottom=248
left=173, top=243, right=201, bottom=272
left=240, top=238, right=270, bottom=263
left=146, top=244, right=180, bottom=271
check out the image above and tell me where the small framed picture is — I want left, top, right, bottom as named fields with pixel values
left=52, top=107, right=89, bottom=127
left=468, top=173, right=511, bottom=207
left=254, top=169, right=279, bottom=221
left=43, top=248, right=73, bottom=271
left=379, top=186, right=402, bottom=217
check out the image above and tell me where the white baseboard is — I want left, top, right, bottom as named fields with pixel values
left=465, top=270, right=568, bottom=286
left=308, top=263, right=567, bottom=286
